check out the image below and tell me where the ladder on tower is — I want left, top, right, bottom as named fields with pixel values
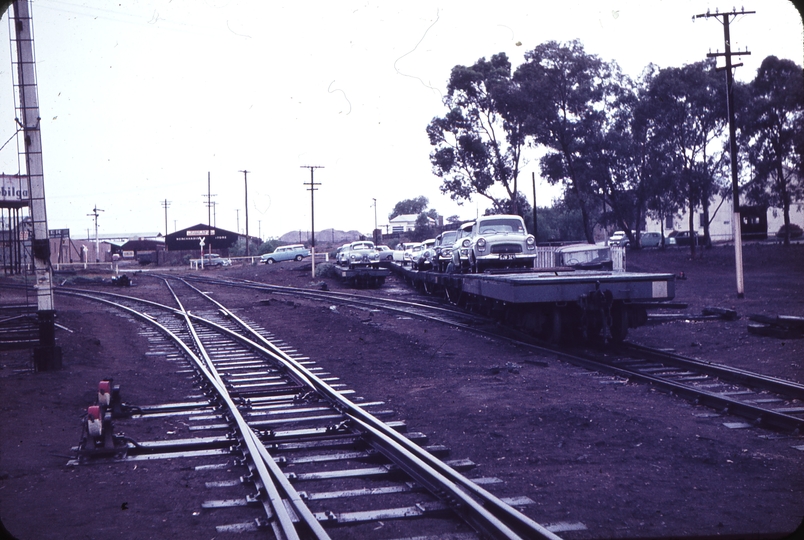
left=9, top=0, right=61, bottom=368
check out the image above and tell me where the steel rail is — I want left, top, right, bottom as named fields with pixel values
left=166, top=276, right=563, bottom=540
left=619, top=342, right=804, bottom=400
left=179, top=274, right=486, bottom=325
left=159, top=278, right=331, bottom=540
left=171, top=276, right=804, bottom=434
left=58, top=287, right=329, bottom=540
left=59, top=284, right=560, bottom=539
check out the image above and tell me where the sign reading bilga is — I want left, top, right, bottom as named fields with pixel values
left=1, top=174, right=30, bottom=205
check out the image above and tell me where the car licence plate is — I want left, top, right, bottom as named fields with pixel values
left=499, top=254, right=514, bottom=260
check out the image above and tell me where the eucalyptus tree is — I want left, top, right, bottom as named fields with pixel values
left=389, top=196, right=429, bottom=220
left=741, top=56, right=804, bottom=245
left=639, top=59, right=728, bottom=255
left=427, top=53, right=527, bottom=216
left=513, top=40, right=616, bottom=243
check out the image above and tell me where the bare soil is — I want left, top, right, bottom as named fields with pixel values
left=1, top=243, right=803, bottom=539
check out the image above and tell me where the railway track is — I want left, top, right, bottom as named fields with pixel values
left=170, top=274, right=804, bottom=436
left=58, top=278, right=564, bottom=540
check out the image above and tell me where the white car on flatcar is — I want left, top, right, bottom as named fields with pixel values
left=451, top=215, right=536, bottom=273
left=339, top=240, right=381, bottom=269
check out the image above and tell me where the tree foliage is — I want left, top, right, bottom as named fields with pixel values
left=741, top=56, right=804, bottom=245
left=631, top=59, right=728, bottom=254
left=429, top=46, right=802, bottom=247
left=513, top=40, right=616, bottom=243
left=427, top=53, right=526, bottom=214
left=388, top=196, right=429, bottom=220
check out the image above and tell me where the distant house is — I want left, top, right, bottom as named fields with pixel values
left=389, top=213, right=436, bottom=234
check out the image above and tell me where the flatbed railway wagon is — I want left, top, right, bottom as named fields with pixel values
left=393, top=265, right=675, bottom=342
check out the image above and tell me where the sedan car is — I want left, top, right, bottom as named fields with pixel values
left=451, top=215, right=536, bottom=273
left=392, top=242, right=417, bottom=265
left=776, top=223, right=803, bottom=239
left=668, top=230, right=699, bottom=246
left=202, top=253, right=231, bottom=267
left=375, top=245, right=394, bottom=262
left=411, top=239, right=436, bottom=270
left=639, top=231, right=663, bottom=248
left=339, top=240, right=381, bottom=269
left=608, top=230, right=633, bottom=247
left=435, top=229, right=460, bottom=272
left=260, top=244, right=310, bottom=264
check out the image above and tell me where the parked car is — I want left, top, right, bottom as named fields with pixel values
left=776, top=223, right=803, bottom=239
left=435, top=229, right=460, bottom=272
left=639, top=231, right=663, bottom=248
left=451, top=215, right=536, bottom=273
left=260, top=244, right=310, bottom=264
left=335, top=243, right=352, bottom=265
left=667, top=230, right=699, bottom=246
left=412, top=238, right=436, bottom=270
left=339, top=240, right=381, bottom=269
left=447, top=221, right=475, bottom=272
left=406, top=243, right=424, bottom=268
left=608, top=230, right=633, bottom=247
left=375, top=245, right=394, bottom=262
left=392, top=242, right=417, bottom=264
left=203, top=253, right=231, bottom=267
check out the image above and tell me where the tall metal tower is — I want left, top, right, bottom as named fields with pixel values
left=10, top=0, right=61, bottom=368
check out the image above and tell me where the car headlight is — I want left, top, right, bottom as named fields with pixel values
left=461, top=239, right=471, bottom=248
left=526, top=235, right=536, bottom=249
left=476, top=238, right=486, bottom=250
left=423, top=252, right=430, bottom=259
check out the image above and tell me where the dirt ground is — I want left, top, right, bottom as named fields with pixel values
left=1, top=243, right=803, bottom=539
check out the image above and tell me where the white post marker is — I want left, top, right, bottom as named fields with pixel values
left=199, top=237, right=205, bottom=269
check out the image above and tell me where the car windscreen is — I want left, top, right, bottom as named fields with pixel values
left=477, top=219, right=524, bottom=234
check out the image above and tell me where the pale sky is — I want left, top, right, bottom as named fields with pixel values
left=1, top=1, right=801, bottom=241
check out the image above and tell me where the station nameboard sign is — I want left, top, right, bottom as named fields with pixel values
left=1, top=174, right=29, bottom=205
left=49, top=229, right=70, bottom=238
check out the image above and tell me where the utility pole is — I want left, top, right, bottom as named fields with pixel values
left=236, top=208, right=240, bottom=234
left=694, top=7, right=754, bottom=299
left=203, top=172, right=216, bottom=257
left=161, top=199, right=171, bottom=237
left=301, top=165, right=323, bottom=277
left=87, top=205, right=104, bottom=262
left=372, top=198, right=378, bottom=244
left=240, top=170, right=250, bottom=256
left=532, top=172, right=538, bottom=239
